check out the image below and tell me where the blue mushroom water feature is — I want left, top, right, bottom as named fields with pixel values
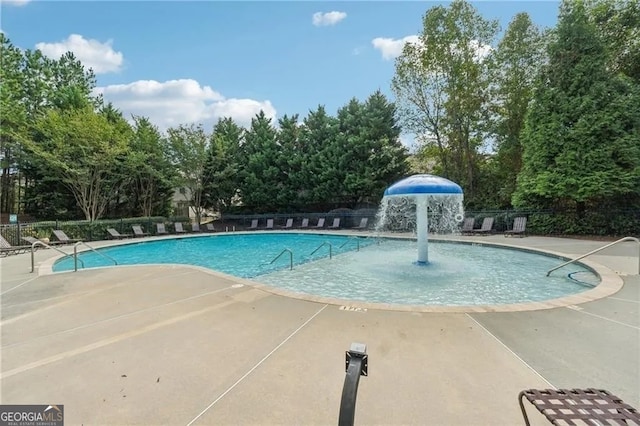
left=382, top=174, right=464, bottom=265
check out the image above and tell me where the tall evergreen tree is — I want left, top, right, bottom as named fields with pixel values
left=238, top=111, right=281, bottom=211
left=513, top=0, right=640, bottom=214
left=203, top=117, right=243, bottom=212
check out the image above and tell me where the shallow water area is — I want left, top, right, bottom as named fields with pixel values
left=256, top=239, right=597, bottom=305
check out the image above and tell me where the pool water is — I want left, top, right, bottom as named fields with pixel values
left=52, top=233, right=598, bottom=306
left=53, top=233, right=371, bottom=277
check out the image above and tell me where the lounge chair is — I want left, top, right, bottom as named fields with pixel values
left=156, top=223, right=169, bottom=235
left=205, top=223, right=216, bottom=232
left=174, top=222, right=187, bottom=234
left=327, top=218, right=341, bottom=230
left=248, top=219, right=259, bottom=230
left=460, top=218, right=475, bottom=235
left=313, top=218, right=326, bottom=229
left=505, top=217, right=527, bottom=238
left=0, top=234, right=31, bottom=256
left=263, top=219, right=275, bottom=230
left=131, top=225, right=149, bottom=237
left=353, top=217, right=369, bottom=230
left=191, top=223, right=203, bottom=232
left=107, top=228, right=132, bottom=239
left=474, top=217, right=494, bottom=235
left=52, top=229, right=81, bottom=244
left=280, top=218, right=294, bottom=230
left=298, top=218, right=309, bottom=229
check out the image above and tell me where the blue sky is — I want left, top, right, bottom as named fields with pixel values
left=1, top=1, right=560, bottom=136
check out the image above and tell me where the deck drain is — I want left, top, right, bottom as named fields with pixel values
left=566, top=305, right=583, bottom=311
left=339, top=306, right=368, bottom=312
left=232, top=284, right=244, bottom=288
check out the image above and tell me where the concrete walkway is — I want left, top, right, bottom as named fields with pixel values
left=1, top=234, right=638, bottom=425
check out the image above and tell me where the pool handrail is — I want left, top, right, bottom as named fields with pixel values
left=269, top=248, right=293, bottom=270
left=30, top=240, right=82, bottom=273
left=338, top=239, right=360, bottom=251
left=73, top=241, right=118, bottom=272
left=546, top=236, right=640, bottom=276
left=310, top=241, right=333, bottom=259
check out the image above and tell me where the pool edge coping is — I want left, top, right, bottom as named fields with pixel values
left=34, top=232, right=625, bottom=313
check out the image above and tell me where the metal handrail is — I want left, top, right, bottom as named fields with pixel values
left=269, top=248, right=293, bottom=270
left=310, top=242, right=333, bottom=259
left=546, top=236, right=640, bottom=277
left=30, top=241, right=82, bottom=273
left=339, top=239, right=360, bottom=251
left=73, top=241, right=118, bottom=272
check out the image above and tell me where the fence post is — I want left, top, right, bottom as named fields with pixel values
left=56, top=219, right=59, bottom=230
left=120, top=218, right=123, bottom=233
left=17, top=221, right=21, bottom=245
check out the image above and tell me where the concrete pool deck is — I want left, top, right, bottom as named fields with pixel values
left=1, top=233, right=638, bottom=425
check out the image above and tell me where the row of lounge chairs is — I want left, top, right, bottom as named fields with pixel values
left=246, top=217, right=369, bottom=231
left=461, top=216, right=527, bottom=237
left=107, top=222, right=217, bottom=239
left=1, top=229, right=82, bottom=257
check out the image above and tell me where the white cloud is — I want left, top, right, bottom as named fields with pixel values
left=0, top=0, right=31, bottom=6
left=371, top=35, right=420, bottom=61
left=372, top=35, right=492, bottom=63
left=94, top=79, right=276, bottom=131
left=36, top=34, right=124, bottom=74
left=312, top=11, right=347, bottom=27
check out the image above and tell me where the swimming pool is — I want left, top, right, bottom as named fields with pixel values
left=52, top=233, right=598, bottom=306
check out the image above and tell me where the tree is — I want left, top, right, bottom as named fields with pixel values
left=166, top=124, right=209, bottom=223
left=485, top=13, right=546, bottom=207
left=585, top=0, right=640, bottom=82
left=203, top=117, right=243, bottom=212
left=513, top=0, right=640, bottom=213
left=275, top=114, right=303, bottom=208
left=129, top=116, right=175, bottom=217
left=392, top=0, right=499, bottom=204
left=0, top=34, right=27, bottom=215
left=238, top=111, right=282, bottom=211
left=299, top=106, right=340, bottom=207
left=337, top=92, right=409, bottom=204
left=25, top=107, right=131, bottom=221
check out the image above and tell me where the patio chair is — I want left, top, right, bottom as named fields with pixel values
left=460, top=218, right=475, bottom=235
left=107, top=228, right=132, bottom=239
left=191, top=223, right=203, bottom=232
left=298, top=218, right=310, bottom=229
left=474, top=217, right=494, bottom=235
left=156, top=223, right=169, bottom=235
left=52, top=229, right=81, bottom=244
left=174, top=222, right=187, bottom=234
left=205, top=223, right=216, bottom=232
left=280, top=218, right=294, bottom=230
left=313, top=218, right=326, bottom=229
left=353, top=217, right=369, bottom=230
left=131, top=225, right=149, bottom=237
left=0, top=234, right=31, bottom=257
left=263, top=219, right=275, bottom=230
left=505, top=217, right=527, bottom=238
left=327, top=218, right=341, bottom=230
left=248, top=219, right=259, bottom=230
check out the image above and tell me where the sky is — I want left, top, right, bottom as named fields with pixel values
left=1, top=1, right=561, bottom=142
